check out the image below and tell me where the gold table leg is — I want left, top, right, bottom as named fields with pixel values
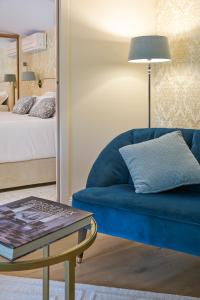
left=43, top=245, right=50, bottom=300
left=64, top=258, right=76, bottom=300
left=77, top=228, right=87, bottom=264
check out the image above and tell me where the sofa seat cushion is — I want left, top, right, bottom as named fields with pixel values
left=73, top=184, right=200, bottom=226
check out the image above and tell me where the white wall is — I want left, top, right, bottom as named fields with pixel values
left=70, top=0, right=156, bottom=193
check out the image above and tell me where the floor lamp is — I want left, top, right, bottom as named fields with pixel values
left=128, top=35, right=171, bottom=128
left=4, top=74, right=17, bottom=109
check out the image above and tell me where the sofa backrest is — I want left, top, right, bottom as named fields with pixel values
left=86, top=128, right=200, bottom=192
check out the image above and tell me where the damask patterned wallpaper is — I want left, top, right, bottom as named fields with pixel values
left=21, top=27, right=56, bottom=96
left=153, top=0, right=200, bottom=128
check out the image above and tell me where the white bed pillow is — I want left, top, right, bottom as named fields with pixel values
left=0, top=92, right=8, bottom=105
left=44, top=91, right=56, bottom=98
left=33, top=93, right=56, bottom=105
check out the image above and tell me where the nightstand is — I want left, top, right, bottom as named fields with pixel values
left=0, top=105, right=8, bottom=111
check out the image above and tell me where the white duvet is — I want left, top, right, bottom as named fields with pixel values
left=0, top=112, right=56, bottom=163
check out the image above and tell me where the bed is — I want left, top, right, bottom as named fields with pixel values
left=0, top=112, right=56, bottom=189
left=0, top=78, right=57, bottom=190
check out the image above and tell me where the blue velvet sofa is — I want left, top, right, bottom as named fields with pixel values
left=72, top=128, right=200, bottom=257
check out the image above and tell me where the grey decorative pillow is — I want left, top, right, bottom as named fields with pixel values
left=29, top=97, right=56, bottom=119
left=119, top=131, right=200, bottom=194
left=13, top=96, right=36, bottom=114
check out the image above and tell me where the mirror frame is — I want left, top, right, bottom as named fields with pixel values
left=56, top=0, right=71, bottom=203
left=0, top=33, right=20, bottom=99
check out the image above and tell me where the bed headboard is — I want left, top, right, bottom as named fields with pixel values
left=0, top=82, right=15, bottom=111
left=39, top=78, right=56, bottom=96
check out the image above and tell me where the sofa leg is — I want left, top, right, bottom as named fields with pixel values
left=77, top=228, right=87, bottom=264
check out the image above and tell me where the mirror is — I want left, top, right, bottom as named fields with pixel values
left=0, top=33, right=19, bottom=111
left=0, top=1, right=57, bottom=202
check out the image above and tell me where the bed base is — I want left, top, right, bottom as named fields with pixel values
left=0, top=158, right=56, bottom=190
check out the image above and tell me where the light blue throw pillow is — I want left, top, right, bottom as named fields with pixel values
left=119, top=131, right=200, bottom=193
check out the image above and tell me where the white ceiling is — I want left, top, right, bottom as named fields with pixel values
left=0, top=0, right=55, bottom=36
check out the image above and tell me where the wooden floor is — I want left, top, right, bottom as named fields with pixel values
left=2, top=233, right=200, bottom=297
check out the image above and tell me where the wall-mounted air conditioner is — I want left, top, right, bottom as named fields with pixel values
left=22, top=32, right=47, bottom=53
left=7, top=41, right=17, bottom=57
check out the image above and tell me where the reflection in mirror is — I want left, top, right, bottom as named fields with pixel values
left=0, top=1, right=57, bottom=202
left=20, top=31, right=56, bottom=97
left=0, top=35, right=19, bottom=111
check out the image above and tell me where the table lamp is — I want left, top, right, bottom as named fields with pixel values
left=21, top=71, right=36, bottom=81
left=4, top=74, right=16, bottom=85
left=4, top=74, right=17, bottom=105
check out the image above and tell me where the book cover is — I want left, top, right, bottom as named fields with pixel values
left=0, top=197, right=92, bottom=250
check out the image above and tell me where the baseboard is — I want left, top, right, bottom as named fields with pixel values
left=67, top=197, right=72, bottom=206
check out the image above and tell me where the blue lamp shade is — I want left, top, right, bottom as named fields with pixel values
left=21, top=71, right=36, bottom=81
left=128, top=35, right=171, bottom=63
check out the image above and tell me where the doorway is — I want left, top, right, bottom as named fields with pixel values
left=0, top=0, right=58, bottom=202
